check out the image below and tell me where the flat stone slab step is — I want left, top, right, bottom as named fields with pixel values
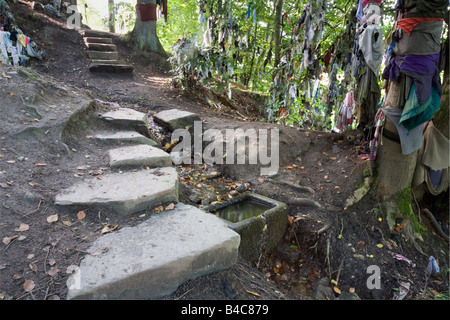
left=89, top=63, right=133, bottom=73
left=153, top=109, right=201, bottom=131
left=66, top=203, right=240, bottom=300
left=94, top=130, right=158, bottom=147
left=87, top=51, right=119, bottom=60
left=100, top=108, right=147, bottom=126
left=55, top=167, right=179, bottom=215
left=90, top=59, right=127, bottom=65
left=84, top=37, right=113, bottom=44
left=82, top=29, right=112, bottom=38
left=86, top=43, right=117, bottom=52
left=109, top=145, right=172, bottom=168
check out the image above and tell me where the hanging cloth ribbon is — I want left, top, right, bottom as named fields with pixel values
left=397, top=17, right=444, bottom=35
left=247, top=2, right=253, bottom=19
left=135, top=3, right=157, bottom=21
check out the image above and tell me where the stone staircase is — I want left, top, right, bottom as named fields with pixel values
left=81, top=29, right=134, bottom=73
left=56, top=107, right=240, bottom=299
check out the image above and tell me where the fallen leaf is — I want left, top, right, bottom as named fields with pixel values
left=23, top=280, right=35, bottom=292
left=77, top=211, right=86, bottom=220
left=376, top=244, right=383, bottom=248
left=29, top=262, right=38, bottom=273
left=2, top=235, right=18, bottom=245
left=286, top=166, right=294, bottom=169
left=165, top=203, right=175, bottom=211
left=101, top=225, right=118, bottom=234
left=154, top=206, right=164, bottom=211
left=257, top=178, right=264, bottom=183
left=46, top=214, right=58, bottom=224
left=35, top=162, right=46, bottom=167
left=15, top=224, right=30, bottom=232
left=349, top=287, right=355, bottom=294
left=333, top=286, right=341, bottom=294
left=9, top=92, right=15, bottom=96
left=92, top=247, right=109, bottom=256
left=330, top=157, right=337, bottom=160
left=47, top=268, right=60, bottom=277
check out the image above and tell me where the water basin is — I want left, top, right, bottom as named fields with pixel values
left=203, top=192, right=288, bottom=262
left=214, top=198, right=275, bottom=223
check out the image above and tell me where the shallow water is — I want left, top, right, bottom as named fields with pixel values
left=215, top=199, right=274, bottom=223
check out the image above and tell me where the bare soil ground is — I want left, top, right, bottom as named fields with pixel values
left=0, top=1, right=448, bottom=301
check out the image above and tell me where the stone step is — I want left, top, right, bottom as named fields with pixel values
left=99, top=108, right=160, bottom=144
left=90, top=59, right=127, bottom=65
left=89, top=63, right=133, bottom=73
left=87, top=51, right=119, bottom=60
left=55, top=167, right=179, bottom=215
left=109, top=145, right=172, bottom=168
left=82, top=29, right=112, bottom=38
left=153, top=109, right=201, bottom=131
left=84, top=37, right=113, bottom=44
left=94, top=130, right=159, bottom=147
left=85, top=43, right=117, bottom=52
left=66, top=203, right=240, bottom=300
left=100, top=108, right=147, bottom=127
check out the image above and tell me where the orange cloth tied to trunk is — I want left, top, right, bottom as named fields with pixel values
left=397, top=17, right=444, bottom=35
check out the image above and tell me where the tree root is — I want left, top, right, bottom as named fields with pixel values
left=344, top=177, right=372, bottom=208
left=266, top=178, right=315, bottom=194
left=287, top=198, right=321, bottom=209
left=422, top=208, right=449, bottom=243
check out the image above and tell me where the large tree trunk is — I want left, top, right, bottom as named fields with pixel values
left=273, top=0, right=284, bottom=74
left=131, top=0, right=166, bottom=57
left=375, top=81, right=419, bottom=200
left=108, top=0, right=115, bottom=33
left=375, top=9, right=447, bottom=242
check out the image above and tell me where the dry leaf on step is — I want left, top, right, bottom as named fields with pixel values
left=46, top=214, right=58, bottom=224
left=15, top=224, right=30, bottom=232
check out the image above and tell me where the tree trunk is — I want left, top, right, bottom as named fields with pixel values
left=108, top=0, right=115, bottom=33
left=433, top=36, right=449, bottom=139
left=375, top=81, right=418, bottom=200
left=131, top=0, right=166, bottom=57
left=273, top=0, right=284, bottom=74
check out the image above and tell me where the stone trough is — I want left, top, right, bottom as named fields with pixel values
left=203, top=192, right=288, bottom=262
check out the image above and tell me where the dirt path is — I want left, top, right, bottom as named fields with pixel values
left=1, top=1, right=448, bottom=301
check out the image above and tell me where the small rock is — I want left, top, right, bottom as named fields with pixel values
left=273, top=244, right=299, bottom=264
